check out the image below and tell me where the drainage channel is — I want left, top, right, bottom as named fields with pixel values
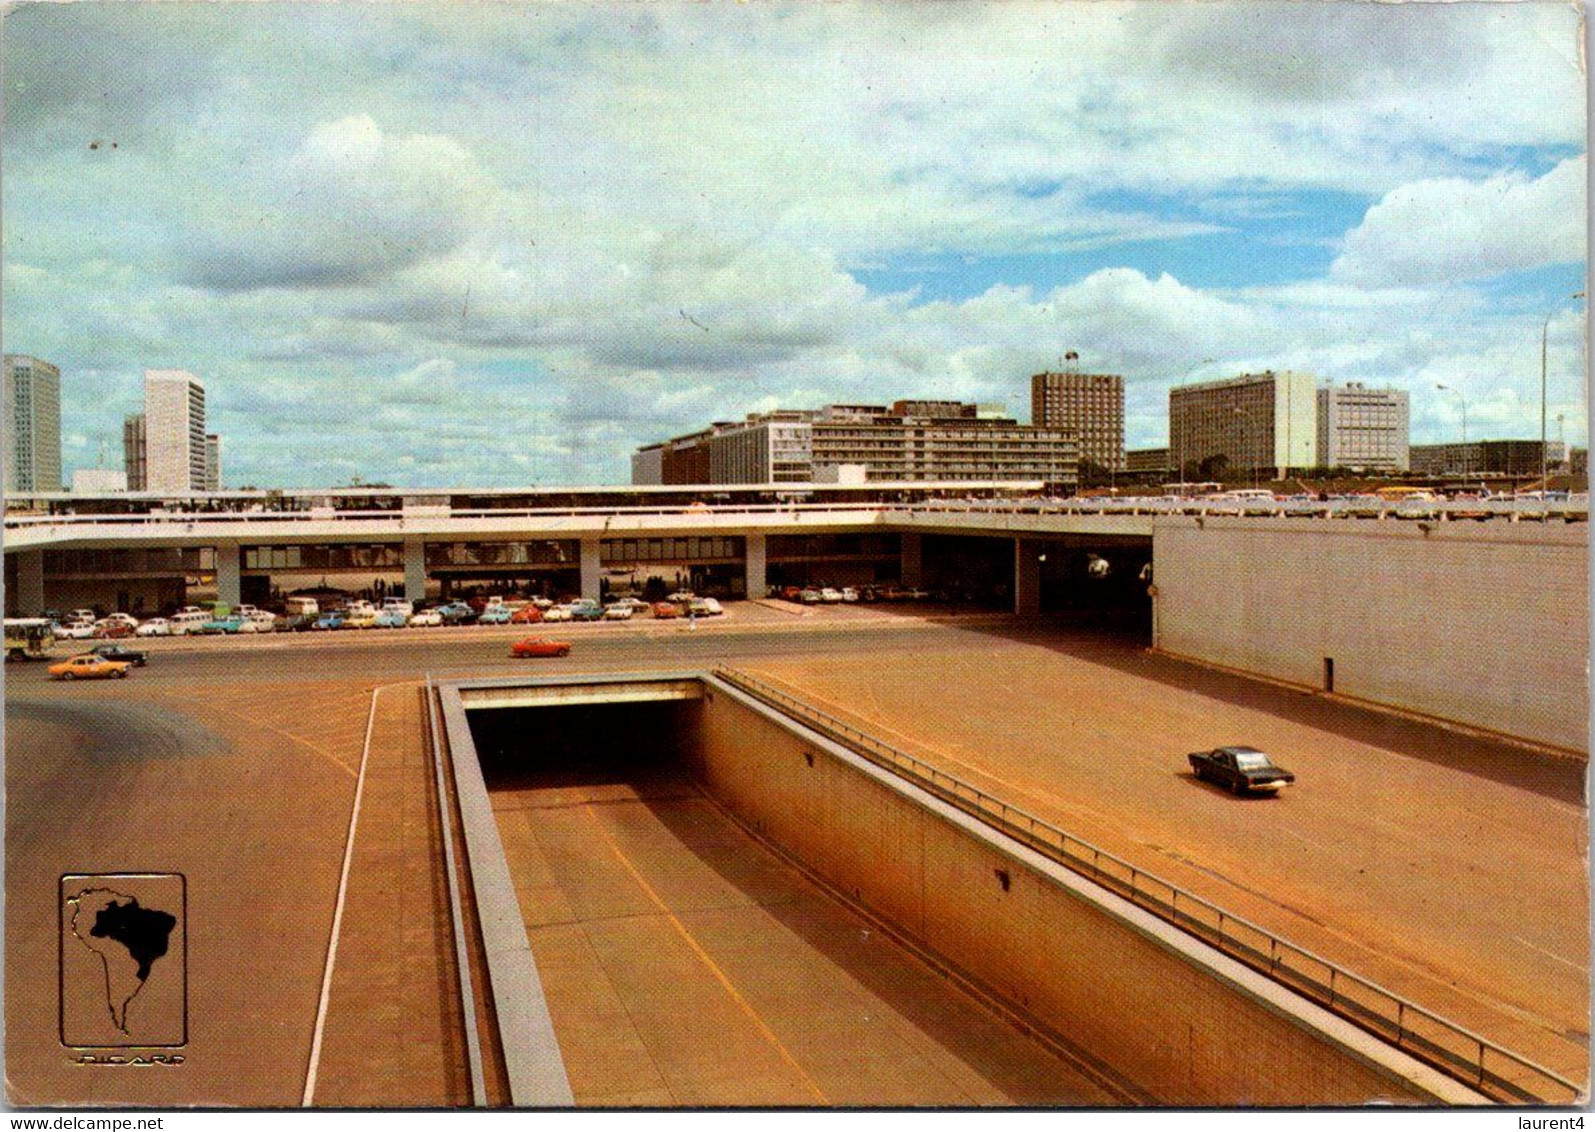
left=434, top=671, right=1504, bottom=1107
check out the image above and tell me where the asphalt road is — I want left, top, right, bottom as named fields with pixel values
left=5, top=610, right=1587, bottom=1104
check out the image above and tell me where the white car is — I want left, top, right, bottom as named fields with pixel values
left=689, top=597, right=723, bottom=616
left=529, top=596, right=554, bottom=610
left=381, top=598, right=415, bottom=616
left=135, top=618, right=172, bottom=637
left=247, top=610, right=278, bottom=632
left=104, top=612, right=140, bottom=628
left=58, top=622, right=97, bottom=640
left=667, top=591, right=695, bottom=604
left=602, top=604, right=634, bottom=620
left=840, top=587, right=859, bottom=602
left=408, top=609, right=443, bottom=627
left=543, top=606, right=573, bottom=623
left=820, top=588, right=843, bottom=603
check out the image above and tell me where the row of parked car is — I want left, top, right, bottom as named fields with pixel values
left=775, top=585, right=932, bottom=604
left=46, top=592, right=728, bottom=640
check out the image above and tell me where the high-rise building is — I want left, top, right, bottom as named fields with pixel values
left=3, top=354, right=62, bottom=494
left=1031, top=372, right=1124, bottom=472
left=1316, top=383, right=1409, bottom=471
left=1169, top=370, right=1317, bottom=479
left=637, top=400, right=1079, bottom=486
left=141, top=369, right=207, bottom=492
left=204, top=434, right=222, bottom=491
left=123, top=413, right=147, bottom=491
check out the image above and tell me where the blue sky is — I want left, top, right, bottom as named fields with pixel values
left=2, top=1, right=1586, bottom=486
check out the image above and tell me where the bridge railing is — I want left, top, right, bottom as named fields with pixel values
left=711, top=665, right=1584, bottom=1105
left=3, top=495, right=1586, bottom=533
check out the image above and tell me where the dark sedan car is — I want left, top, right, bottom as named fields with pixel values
left=1187, top=746, right=1295, bottom=794
left=86, top=643, right=148, bottom=667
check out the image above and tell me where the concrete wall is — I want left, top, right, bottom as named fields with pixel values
left=1153, top=518, right=1588, bottom=752
left=691, top=682, right=1474, bottom=1105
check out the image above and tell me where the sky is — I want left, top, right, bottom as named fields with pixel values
left=2, top=1, right=1588, bottom=487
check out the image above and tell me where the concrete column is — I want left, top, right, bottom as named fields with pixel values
left=215, top=543, right=242, bottom=608
left=1014, top=538, right=1042, bottom=616
left=900, top=532, right=922, bottom=588
left=744, top=533, right=767, bottom=600
left=403, top=536, right=427, bottom=605
left=580, top=537, right=603, bottom=603
left=16, top=551, right=45, bottom=615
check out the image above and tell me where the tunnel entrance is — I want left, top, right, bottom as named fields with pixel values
left=461, top=693, right=1113, bottom=1107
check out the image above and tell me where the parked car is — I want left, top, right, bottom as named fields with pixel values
left=1187, top=746, right=1296, bottom=795
left=311, top=612, right=346, bottom=631
left=169, top=610, right=211, bottom=635
left=374, top=610, right=410, bottom=629
left=667, top=591, right=695, bottom=604
left=279, top=613, right=321, bottom=632
left=436, top=602, right=478, bottom=626
left=799, top=588, right=823, bottom=604
left=87, top=644, right=148, bottom=667
left=408, top=609, right=444, bottom=628
left=134, top=618, right=173, bottom=637
left=341, top=611, right=378, bottom=630
left=509, top=605, right=545, bottom=624
left=246, top=610, right=279, bottom=632
left=840, top=587, right=860, bottom=602
left=569, top=603, right=604, bottom=622
left=819, top=587, right=843, bottom=603
left=381, top=598, right=414, bottom=617
left=688, top=597, right=721, bottom=617
left=778, top=585, right=805, bottom=602
left=103, top=612, right=140, bottom=628
left=57, top=621, right=97, bottom=640
left=49, top=654, right=131, bottom=680
left=602, top=604, right=634, bottom=620
left=91, top=620, right=136, bottom=639
left=542, top=606, right=573, bottom=623
left=528, top=596, right=554, bottom=610
left=510, top=637, right=572, bottom=658
left=651, top=602, right=681, bottom=619
left=196, top=615, right=256, bottom=635
left=478, top=606, right=515, bottom=625
left=902, top=587, right=930, bottom=600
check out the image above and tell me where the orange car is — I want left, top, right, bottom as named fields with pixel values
left=510, top=638, right=571, bottom=658
left=651, top=602, right=682, bottom=619
left=49, top=655, right=132, bottom=680
left=510, top=606, right=544, bottom=624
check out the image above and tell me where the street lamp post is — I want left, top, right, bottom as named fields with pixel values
left=1544, top=291, right=1586, bottom=493
left=1436, top=383, right=1467, bottom=481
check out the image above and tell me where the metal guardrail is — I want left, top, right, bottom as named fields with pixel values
left=3, top=496, right=1587, bottom=532
left=712, top=665, right=1584, bottom=1105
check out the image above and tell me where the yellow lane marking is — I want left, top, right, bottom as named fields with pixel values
left=584, top=807, right=830, bottom=1105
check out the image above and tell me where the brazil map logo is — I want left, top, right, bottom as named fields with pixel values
left=59, top=874, right=186, bottom=1050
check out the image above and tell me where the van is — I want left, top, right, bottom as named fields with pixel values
left=169, top=611, right=210, bottom=636
left=284, top=596, right=319, bottom=617
left=380, top=598, right=413, bottom=616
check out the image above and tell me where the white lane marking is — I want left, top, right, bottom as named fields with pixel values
left=1513, top=935, right=1587, bottom=973
left=301, top=682, right=393, bottom=1106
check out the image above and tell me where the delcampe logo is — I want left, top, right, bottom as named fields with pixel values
left=59, top=874, right=186, bottom=1050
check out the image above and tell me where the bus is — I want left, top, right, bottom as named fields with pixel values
left=4, top=618, right=56, bottom=661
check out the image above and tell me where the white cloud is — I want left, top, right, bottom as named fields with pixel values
left=1331, top=158, right=1587, bottom=287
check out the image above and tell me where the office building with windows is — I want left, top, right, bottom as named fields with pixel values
left=1316, top=383, right=1409, bottom=471
left=1031, top=371, right=1124, bottom=472
left=3, top=354, right=62, bottom=494
left=140, top=369, right=207, bottom=492
left=1169, top=370, right=1318, bottom=479
left=637, top=400, right=1079, bottom=486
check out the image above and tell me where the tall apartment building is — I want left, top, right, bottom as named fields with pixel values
left=1031, top=372, right=1124, bottom=472
left=3, top=354, right=62, bottom=494
left=122, top=413, right=147, bottom=491
left=636, top=400, right=1079, bottom=486
left=204, top=434, right=222, bottom=491
left=140, top=370, right=207, bottom=492
left=1169, top=370, right=1317, bottom=479
left=1316, top=383, right=1409, bottom=471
